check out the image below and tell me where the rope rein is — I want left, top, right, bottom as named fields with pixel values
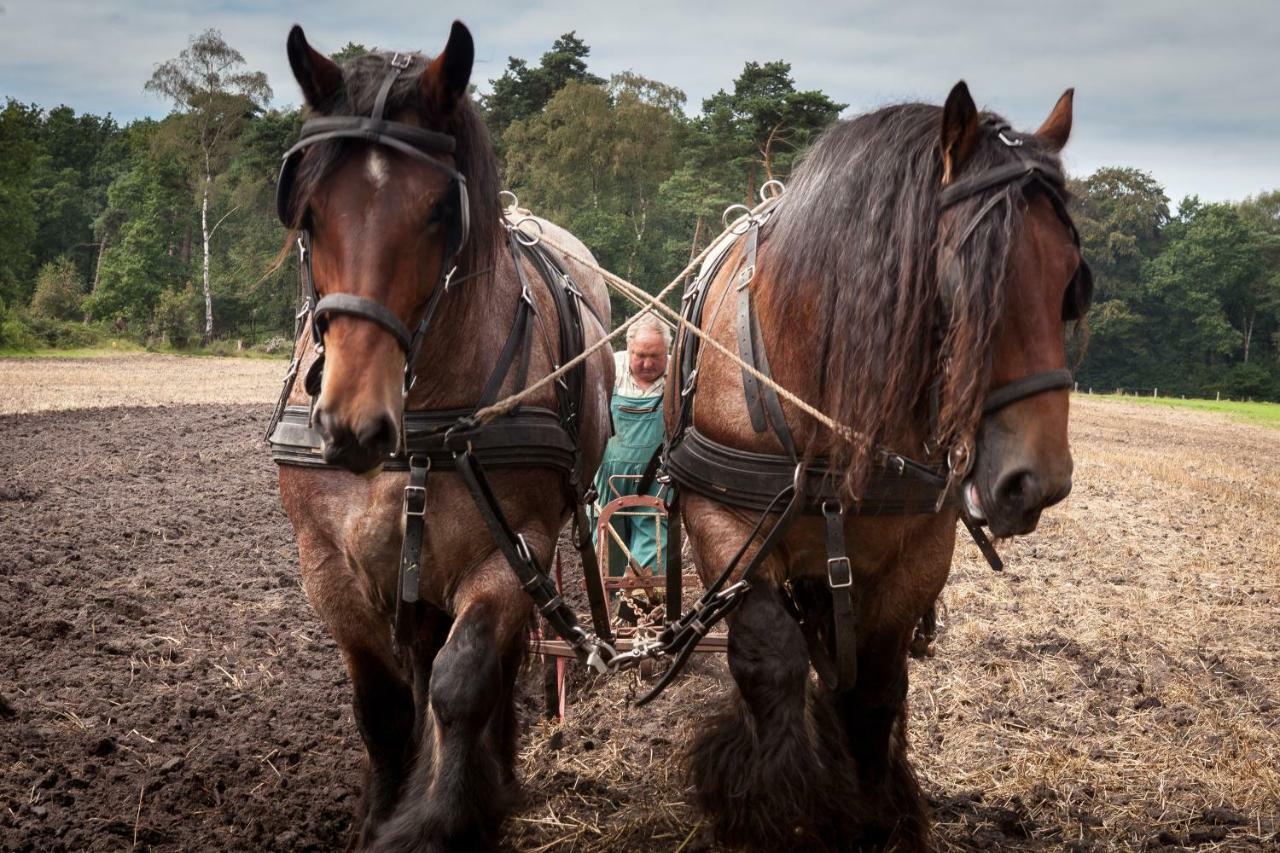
left=473, top=199, right=870, bottom=449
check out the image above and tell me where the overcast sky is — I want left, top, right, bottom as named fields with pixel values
left=3, top=0, right=1277, bottom=205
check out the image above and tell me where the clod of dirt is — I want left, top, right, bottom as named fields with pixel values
left=1187, top=826, right=1228, bottom=844
left=1201, top=806, right=1246, bottom=826
left=87, top=737, right=115, bottom=757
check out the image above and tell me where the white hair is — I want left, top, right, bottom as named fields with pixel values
left=626, top=312, right=672, bottom=349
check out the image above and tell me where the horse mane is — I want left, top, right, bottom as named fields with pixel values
left=764, top=102, right=1065, bottom=495
left=290, top=50, right=503, bottom=281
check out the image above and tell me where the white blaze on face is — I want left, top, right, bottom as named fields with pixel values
left=367, top=149, right=389, bottom=189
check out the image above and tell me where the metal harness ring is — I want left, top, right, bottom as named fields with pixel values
left=722, top=204, right=756, bottom=236
left=510, top=216, right=542, bottom=247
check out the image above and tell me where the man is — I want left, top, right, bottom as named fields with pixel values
left=593, top=314, right=671, bottom=588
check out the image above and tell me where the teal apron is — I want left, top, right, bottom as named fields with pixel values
left=592, top=392, right=667, bottom=577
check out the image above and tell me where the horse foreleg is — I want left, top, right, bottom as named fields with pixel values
left=832, top=625, right=929, bottom=852
left=345, top=647, right=414, bottom=850
left=688, top=581, right=844, bottom=851
left=373, top=559, right=528, bottom=853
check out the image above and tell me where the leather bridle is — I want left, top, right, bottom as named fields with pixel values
left=939, top=119, right=1093, bottom=418
left=276, top=53, right=471, bottom=396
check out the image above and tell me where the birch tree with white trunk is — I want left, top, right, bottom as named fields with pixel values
left=146, top=30, right=270, bottom=341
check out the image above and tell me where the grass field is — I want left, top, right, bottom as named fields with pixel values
left=1087, top=392, right=1280, bottom=428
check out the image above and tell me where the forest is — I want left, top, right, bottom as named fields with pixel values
left=2, top=30, right=1277, bottom=400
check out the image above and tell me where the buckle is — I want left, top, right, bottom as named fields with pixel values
left=403, top=485, right=427, bottom=517
left=389, top=52, right=412, bottom=70
left=735, top=264, right=756, bottom=290
left=827, top=556, right=852, bottom=589
left=515, top=533, right=534, bottom=565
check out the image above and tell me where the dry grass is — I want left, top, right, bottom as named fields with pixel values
left=0, top=353, right=281, bottom=414
left=513, top=396, right=1280, bottom=850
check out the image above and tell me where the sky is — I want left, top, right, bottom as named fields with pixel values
left=2, top=0, right=1277, bottom=206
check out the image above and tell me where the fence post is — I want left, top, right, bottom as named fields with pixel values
left=1216, top=391, right=1221, bottom=401
left=1153, top=387, right=1158, bottom=398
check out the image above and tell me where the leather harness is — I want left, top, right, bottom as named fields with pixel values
left=267, top=54, right=616, bottom=667
left=266, top=64, right=1091, bottom=698
left=652, top=127, right=1092, bottom=695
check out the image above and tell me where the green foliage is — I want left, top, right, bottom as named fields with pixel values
left=152, top=284, right=198, bottom=347
left=1068, top=167, right=1168, bottom=303
left=697, top=61, right=845, bottom=205
left=0, top=299, right=37, bottom=350
left=330, top=42, right=370, bottom=64
left=84, top=124, right=190, bottom=326
left=0, top=100, right=40, bottom=304
left=30, top=256, right=85, bottom=320
left=21, top=313, right=105, bottom=349
left=481, top=32, right=605, bottom=148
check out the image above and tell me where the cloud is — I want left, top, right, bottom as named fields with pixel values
left=2, top=0, right=1276, bottom=202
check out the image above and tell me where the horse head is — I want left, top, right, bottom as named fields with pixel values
left=281, top=22, right=489, bottom=473
left=938, top=83, right=1091, bottom=536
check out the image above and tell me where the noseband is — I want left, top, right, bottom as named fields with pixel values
left=939, top=119, right=1093, bottom=417
left=277, top=53, right=471, bottom=395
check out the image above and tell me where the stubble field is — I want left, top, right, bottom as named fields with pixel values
left=1, top=354, right=1277, bottom=851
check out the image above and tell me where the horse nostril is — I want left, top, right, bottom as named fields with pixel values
left=994, top=469, right=1040, bottom=511
left=357, top=413, right=398, bottom=455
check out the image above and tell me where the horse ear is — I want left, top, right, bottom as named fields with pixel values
left=421, top=20, right=474, bottom=113
left=1035, top=88, right=1074, bottom=151
left=287, top=25, right=343, bottom=110
left=940, top=81, right=980, bottom=184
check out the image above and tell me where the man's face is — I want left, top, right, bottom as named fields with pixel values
left=628, top=330, right=668, bottom=386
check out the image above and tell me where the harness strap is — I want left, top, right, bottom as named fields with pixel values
left=983, top=368, right=1073, bottom=416
left=475, top=237, right=536, bottom=409
left=635, top=477, right=806, bottom=706
left=572, top=502, right=615, bottom=643
left=371, top=54, right=410, bottom=120
left=313, top=293, right=414, bottom=353
left=395, top=455, right=430, bottom=647
left=961, top=514, right=1004, bottom=571
left=734, top=225, right=769, bottom=434
left=451, top=447, right=604, bottom=663
left=822, top=501, right=858, bottom=690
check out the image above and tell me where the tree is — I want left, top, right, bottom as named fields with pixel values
left=1143, top=203, right=1264, bottom=378
left=1236, top=191, right=1280, bottom=365
left=330, top=42, right=370, bottom=64
left=481, top=32, right=604, bottom=146
left=30, top=256, right=85, bottom=321
left=84, top=123, right=190, bottom=326
left=0, top=100, right=40, bottom=305
left=145, top=29, right=271, bottom=340
left=698, top=61, right=845, bottom=204
left=503, top=76, right=684, bottom=299
left=1068, top=167, right=1169, bottom=303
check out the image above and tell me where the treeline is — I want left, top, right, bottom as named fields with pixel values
left=0, top=31, right=1277, bottom=399
left=1069, top=172, right=1280, bottom=400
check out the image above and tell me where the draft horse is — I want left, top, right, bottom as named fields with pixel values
left=666, top=83, right=1090, bottom=850
left=268, top=23, right=613, bottom=851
